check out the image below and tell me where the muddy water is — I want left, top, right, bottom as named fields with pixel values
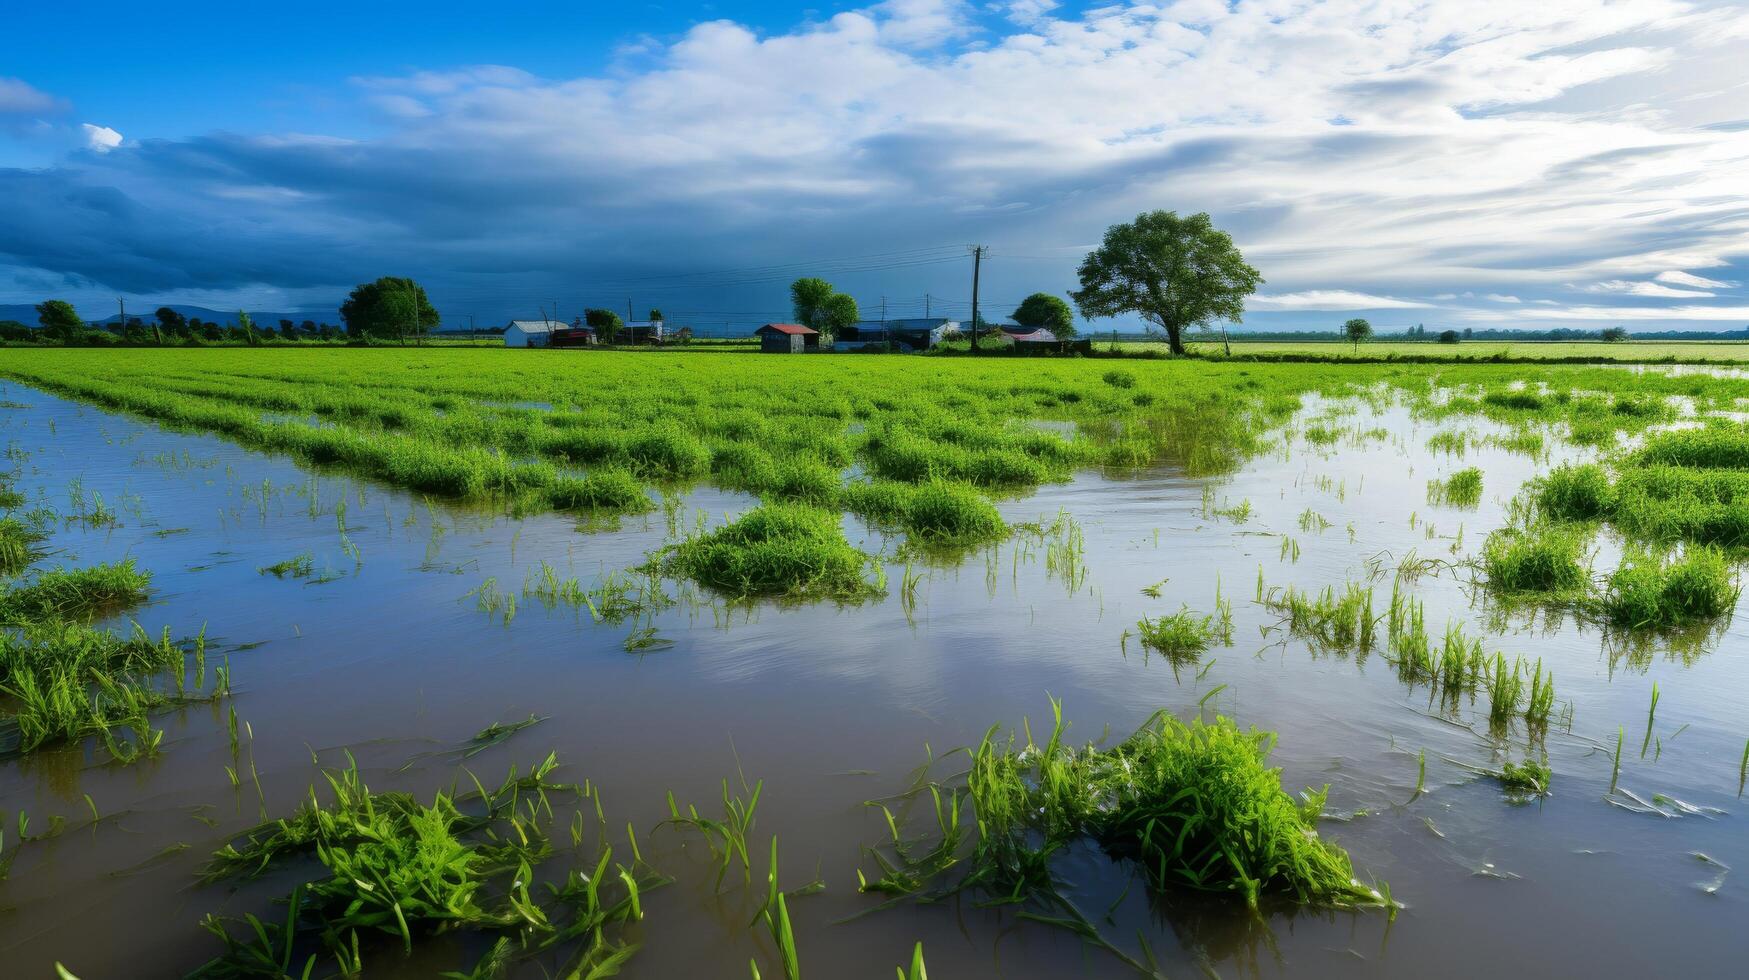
left=3, top=384, right=1748, bottom=978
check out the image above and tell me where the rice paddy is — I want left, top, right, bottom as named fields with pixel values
left=2, top=348, right=1749, bottom=977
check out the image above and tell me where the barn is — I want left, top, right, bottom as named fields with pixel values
left=504, top=320, right=563, bottom=348
left=754, top=323, right=819, bottom=353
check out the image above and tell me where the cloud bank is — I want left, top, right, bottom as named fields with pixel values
left=2, top=0, right=1748, bottom=328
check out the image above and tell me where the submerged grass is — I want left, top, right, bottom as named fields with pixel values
left=1426, top=467, right=1483, bottom=507
left=196, top=753, right=664, bottom=978
left=1601, top=546, right=1739, bottom=630
left=653, top=504, right=883, bottom=600
left=860, top=700, right=1389, bottom=972
left=1480, top=523, right=1591, bottom=597
left=0, top=560, right=151, bottom=621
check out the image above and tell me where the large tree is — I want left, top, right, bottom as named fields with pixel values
left=1010, top=293, right=1076, bottom=338
left=1070, top=211, right=1261, bottom=355
left=339, top=277, right=440, bottom=341
left=1343, top=317, right=1373, bottom=352
left=790, top=277, right=857, bottom=340
left=36, top=300, right=83, bottom=340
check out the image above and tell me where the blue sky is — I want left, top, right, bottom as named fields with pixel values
left=3, top=0, right=1748, bottom=332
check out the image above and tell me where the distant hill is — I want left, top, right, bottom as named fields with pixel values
left=0, top=304, right=330, bottom=327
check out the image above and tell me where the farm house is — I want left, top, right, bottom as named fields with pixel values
left=754, top=323, right=819, bottom=353
left=503, top=320, right=563, bottom=348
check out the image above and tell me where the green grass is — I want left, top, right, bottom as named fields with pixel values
left=0, top=516, right=46, bottom=575
left=843, top=479, right=1007, bottom=545
left=1481, top=524, right=1591, bottom=596
left=257, top=552, right=314, bottom=578
left=861, top=700, right=1390, bottom=952
left=196, top=753, right=663, bottom=978
left=1534, top=463, right=1615, bottom=521
left=1261, top=581, right=1376, bottom=654
left=0, top=620, right=222, bottom=760
left=1136, top=606, right=1230, bottom=660
left=1498, top=758, right=1551, bottom=796
left=0, top=560, right=151, bottom=621
left=653, top=504, right=883, bottom=599
left=1427, top=466, right=1483, bottom=507
left=1601, top=546, right=1739, bottom=630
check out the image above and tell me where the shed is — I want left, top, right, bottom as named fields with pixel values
left=504, top=320, right=563, bottom=348
left=1009, top=328, right=1058, bottom=344
left=755, top=323, right=819, bottom=353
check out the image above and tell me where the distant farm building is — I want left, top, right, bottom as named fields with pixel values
left=619, top=319, right=666, bottom=344
left=1007, top=328, right=1058, bottom=345
left=755, top=323, right=819, bottom=353
left=834, top=318, right=961, bottom=352
left=504, top=320, right=564, bottom=347
left=549, top=319, right=595, bottom=347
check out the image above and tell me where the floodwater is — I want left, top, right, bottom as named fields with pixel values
left=3, top=382, right=1748, bottom=978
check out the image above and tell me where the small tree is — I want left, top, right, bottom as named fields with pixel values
left=1437, top=329, right=1460, bottom=344
left=340, top=277, right=440, bottom=341
left=820, top=293, right=859, bottom=337
left=1600, top=326, right=1629, bottom=343
left=648, top=308, right=664, bottom=322
left=790, top=277, right=858, bottom=342
left=585, top=308, right=624, bottom=344
left=1071, top=211, right=1261, bottom=355
left=36, top=300, right=83, bottom=340
left=1010, top=293, right=1076, bottom=338
left=1343, top=317, right=1373, bottom=352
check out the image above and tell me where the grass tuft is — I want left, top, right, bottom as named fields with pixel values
left=655, top=504, right=882, bottom=600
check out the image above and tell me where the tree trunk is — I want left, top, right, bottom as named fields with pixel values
left=1165, top=323, right=1185, bottom=355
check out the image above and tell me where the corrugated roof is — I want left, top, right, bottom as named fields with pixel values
left=756, top=323, right=817, bottom=335
left=1009, top=328, right=1058, bottom=342
left=507, top=320, right=562, bottom=333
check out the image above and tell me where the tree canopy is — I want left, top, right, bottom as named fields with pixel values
left=339, top=277, right=440, bottom=341
left=1343, top=317, right=1372, bottom=351
left=1010, top=293, right=1076, bottom=338
left=36, top=300, right=83, bottom=339
left=585, top=308, right=625, bottom=343
left=1070, top=211, right=1261, bottom=354
left=790, top=277, right=858, bottom=340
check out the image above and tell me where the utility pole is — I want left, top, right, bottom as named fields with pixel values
left=968, top=245, right=986, bottom=353
left=467, top=314, right=475, bottom=342
left=880, top=295, right=887, bottom=349
left=924, top=293, right=930, bottom=318
left=117, top=297, right=125, bottom=333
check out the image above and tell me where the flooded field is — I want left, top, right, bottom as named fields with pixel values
left=2, top=355, right=1748, bottom=978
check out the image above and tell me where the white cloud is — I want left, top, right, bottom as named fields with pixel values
left=1657, top=270, right=1736, bottom=289
left=80, top=123, right=121, bottom=152
left=4, top=0, right=1749, bottom=325
left=1589, top=279, right=1716, bottom=297
left=0, top=78, right=66, bottom=116
left=1251, top=291, right=1435, bottom=310
left=1473, top=305, right=1749, bottom=321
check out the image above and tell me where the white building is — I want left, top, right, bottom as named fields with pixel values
left=504, top=320, right=563, bottom=348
